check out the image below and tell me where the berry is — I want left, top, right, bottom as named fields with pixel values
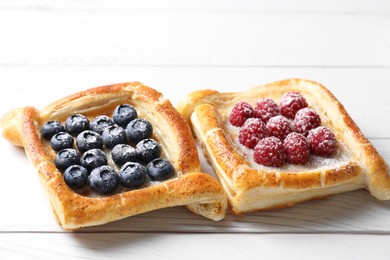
left=63, top=165, right=88, bottom=189
left=80, top=148, right=107, bottom=172
left=54, top=148, right=80, bottom=172
left=50, top=132, right=74, bottom=151
left=229, top=102, right=254, bottom=127
left=90, top=115, right=115, bottom=135
left=254, top=98, right=280, bottom=123
left=266, top=115, right=294, bottom=140
left=283, top=132, right=310, bottom=164
left=294, top=108, right=321, bottom=136
left=280, top=92, right=308, bottom=119
left=307, top=126, right=337, bottom=156
left=119, top=162, right=146, bottom=188
left=253, top=136, right=285, bottom=167
left=88, top=165, right=119, bottom=194
left=41, top=121, right=65, bottom=139
left=102, top=126, right=128, bottom=149
left=76, top=130, right=103, bottom=153
left=238, top=118, right=269, bottom=149
left=136, top=138, right=162, bottom=163
left=65, top=114, right=90, bottom=136
left=113, top=104, right=138, bottom=128
left=111, top=144, right=138, bottom=166
left=146, top=158, right=175, bottom=181
left=126, top=118, right=153, bottom=144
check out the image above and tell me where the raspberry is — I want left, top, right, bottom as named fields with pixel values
left=267, top=115, right=294, bottom=140
left=307, top=126, right=337, bottom=156
left=280, top=92, right=308, bottom=119
left=253, top=136, right=285, bottom=167
left=229, top=102, right=254, bottom=127
left=294, top=108, right=321, bottom=136
left=283, top=132, right=310, bottom=164
left=254, top=98, right=280, bottom=123
left=238, top=118, right=269, bottom=149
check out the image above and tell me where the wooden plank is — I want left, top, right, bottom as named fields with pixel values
left=0, top=66, right=388, bottom=138
left=0, top=10, right=388, bottom=67
left=1, top=233, right=390, bottom=259
left=0, top=2, right=388, bottom=258
left=1, top=0, right=389, bottom=13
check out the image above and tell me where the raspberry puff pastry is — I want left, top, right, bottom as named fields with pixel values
left=0, top=82, right=227, bottom=229
left=177, top=79, right=390, bottom=214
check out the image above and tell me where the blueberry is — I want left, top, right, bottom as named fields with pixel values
left=136, top=138, right=162, bottom=163
left=54, top=148, right=80, bottom=172
left=119, top=162, right=146, bottom=188
left=146, top=158, right=174, bottom=181
left=50, top=132, right=74, bottom=151
left=80, top=148, right=107, bottom=172
left=113, top=104, right=138, bottom=128
left=90, top=115, right=115, bottom=135
left=88, top=165, right=119, bottom=194
left=111, top=144, right=138, bottom=166
left=65, top=114, right=90, bottom=136
left=102, top=126, right=128, bottom=149
left=63, top=165, right=88, bottom=189
left=126, top=118, right=153, bottom=144
left=41, top=121, right=65, bottom=139
left=76, top=130, right=103, bottom=153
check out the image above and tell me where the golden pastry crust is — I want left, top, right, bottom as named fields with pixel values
left=177, top=78, right=390, bottom=213
left=0, top=82, right=227, bottom=229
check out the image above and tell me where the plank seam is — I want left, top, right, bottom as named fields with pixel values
left=0, top=7, right=389, bottom=15
left=0, top=64, right=390, bottom=69
left=1, top=231, right=390, bottom=235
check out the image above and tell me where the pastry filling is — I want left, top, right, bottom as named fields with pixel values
left=226, top=91, right=349, bottom=171
left=41, top=104, right=176, bottom=196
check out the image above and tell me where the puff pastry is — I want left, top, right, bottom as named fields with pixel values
left=177, top=78, right=390, bottom=214
left=0, top=82, right=227, bottom=229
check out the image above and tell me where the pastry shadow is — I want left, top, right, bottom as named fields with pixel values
left=69, top=189, right=390, bottom=242
left=69, top=232, right=167, bottom=251
left=225, top=189, right=390, bottom=232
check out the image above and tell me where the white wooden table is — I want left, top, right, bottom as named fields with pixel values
left=0, top=0, right=389, bottom=259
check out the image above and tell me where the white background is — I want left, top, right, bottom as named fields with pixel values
left=0, top=0, right=389, bottom=259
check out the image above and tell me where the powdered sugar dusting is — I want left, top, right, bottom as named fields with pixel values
left=280, top=92, right=308, bottom=119
left=283, top=132, right=310, bottom=164
left=253, top=136, right=285, bottom=167
left=238, top=118, right=269, bottom=149
left=229, top=101, right=254, bottom=127
left=254, top=98, right=280, bottom=123
left=294, top=107, right=321, bottom=136
left=225, top=120, right=350, bottom=172
left=307, top=126, right=338, bottom=156
left=267, top=115, right=294, bottom=140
